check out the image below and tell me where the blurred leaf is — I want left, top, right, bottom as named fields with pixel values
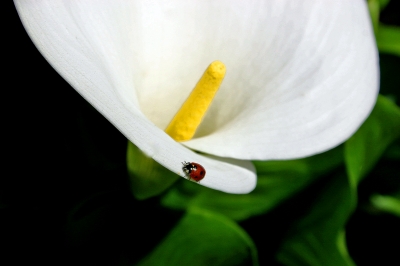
left=127, top=141, right=179, bottom=199
left=377, top=24, right=400, bottom=57
left=162, top=147, right=343, bottom=221
left=345, top=95, right=400, bottom=187
left=368, top=0, right=380, bottom=33
left=370, top=194, right=400, bottom=217
left=367, top=0, right=392, bottom=34
left=276, top=173, right=356, bottom=266
left=275, top=95, right=400, bottom=266
left=137, top=208, right=258, bottom=266
left=384, top=139, right=400, bottom=159
left=379, top=0, right=390, bottom=10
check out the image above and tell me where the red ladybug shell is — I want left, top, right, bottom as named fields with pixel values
left=182, top=162, right=206, bottom=182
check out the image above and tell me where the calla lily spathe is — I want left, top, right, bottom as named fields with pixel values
left=14, top=0, right=378, bottom=193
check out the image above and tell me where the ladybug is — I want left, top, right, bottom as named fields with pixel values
left=182, top=161, right=206, bottom=182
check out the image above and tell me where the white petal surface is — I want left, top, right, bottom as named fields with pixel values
left=182, top=0, right=379, bottom=160
left=14, top=0, right=256, bottom=193
left=14, top=0, right=378, bottom=191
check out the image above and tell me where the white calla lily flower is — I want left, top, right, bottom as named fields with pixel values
left=14, top=0, right=378, bottom=194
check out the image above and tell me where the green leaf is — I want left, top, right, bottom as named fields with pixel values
left=368, top=0, right=380, bottom=34
left=370, top=194, right=400, bottom=217
left=274, top=95, right=400, bottom=266
left=276, top=173, right=356, bottom=266
left=137, top=208, right=258, bottom=266
left=344, top=95, right=400, bottom=186
left=161, top=146, right=343, bottom=221
left=377, top=24, right=400, bottom=57
left=367, top=0, right=391, bottom=34
left=379, top=0, right=390, bottom=10
left=383, top=139, right=400, bottom=160
left=127, top=141, right=179, bottom=199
